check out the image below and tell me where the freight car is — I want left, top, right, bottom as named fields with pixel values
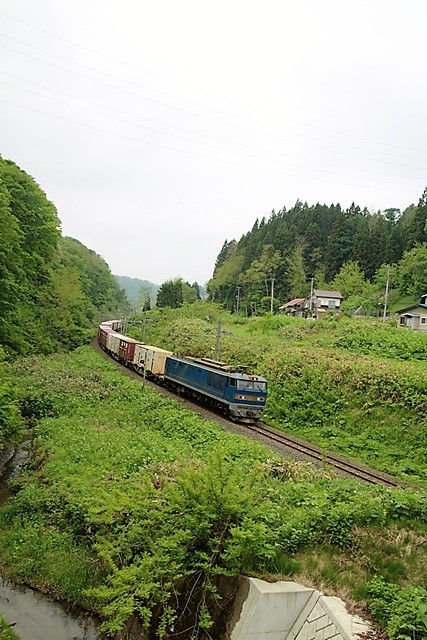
left=98, top=322, right=267, bottom=423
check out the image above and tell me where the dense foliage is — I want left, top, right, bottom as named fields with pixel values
left=1, top=348, right=426, bottom=639
left=0, top=350, right=23, bottom=455
left=207, top=190, right=427, bottom=313
left=156, top=278, right=201, bottom=308
left=0, top=157, right=128, bottom=355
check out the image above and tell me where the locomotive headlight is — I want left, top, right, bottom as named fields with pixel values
left=233, top=394, right=264, bottom=402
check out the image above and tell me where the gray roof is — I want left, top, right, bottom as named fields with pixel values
left=313, top=289, right=343, bottom=299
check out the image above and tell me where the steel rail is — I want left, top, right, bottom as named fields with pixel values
left=246, top=422, right=404, bottom=488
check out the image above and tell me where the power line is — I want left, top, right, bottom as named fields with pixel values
left=2, top=70, right=426, bottom=177
left=2, top=78, right=425, bottom=184
left=1, top=8, right=426, bottom=158
left=1, top=33, right=426, bottom=167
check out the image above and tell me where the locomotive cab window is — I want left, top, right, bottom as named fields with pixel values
left=237, top=380, right=267, bottom=392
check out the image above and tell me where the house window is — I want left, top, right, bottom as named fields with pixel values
left=421, top=317, right=427, bottom=325
left=399, top=317, right=406, bottom=326
left=328, top=299, right=336, bottom=309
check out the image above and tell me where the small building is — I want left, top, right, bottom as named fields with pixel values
left=396, top=294, right=427, bottom=331
left=278, top=297, right=306, bottom=316
left=305, top=289, right=343, bottom=316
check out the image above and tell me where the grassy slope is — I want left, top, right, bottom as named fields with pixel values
left=134, top=305, right=427, bottom=488
left=0, top=343, right=425, bottom=638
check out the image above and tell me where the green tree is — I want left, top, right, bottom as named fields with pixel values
left=0, top=181, right=24, bottom=350
left=332, top=261, right=370, bottom=298
left=397, top=244, right=427, bottom=296
left=137, top=285, right=152, bottom=312
left=156, top=279, right=184, bottom=308
left=0, top=157, right=61, bottom=352
left=285, top=242, right=308, bottom=298
left=242, top=244, right=282, bottom=297
left=207, top=242, right=244, bottom=308
left=182, top=281, right=198, bottom=304
left=407, top=187, right=427, bottom=247
left=332, top=261, right=377, bottom=313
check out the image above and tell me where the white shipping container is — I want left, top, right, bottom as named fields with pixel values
left=133, top=344, right=173, bottom=377
left=106, top=332, right=127, bottom=356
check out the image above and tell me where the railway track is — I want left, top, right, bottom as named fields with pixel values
left=244, top=422, right=406, bottom=488
left=92, top=339, right=410, bottom=489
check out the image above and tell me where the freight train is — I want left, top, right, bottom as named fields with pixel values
left=98, top=320, right=267, bottom=423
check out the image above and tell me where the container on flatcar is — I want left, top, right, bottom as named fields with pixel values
left=106, top=332, right=142, bottom=363
left=98, top=324, right=113, bottom=350
left=133, top=344, right=173, bottom=377
left=100, top=319, right=123, bottom=331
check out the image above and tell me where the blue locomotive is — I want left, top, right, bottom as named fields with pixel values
left=164, top=355, right=267, bottom=422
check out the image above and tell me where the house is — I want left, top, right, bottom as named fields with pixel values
left=305, top=289, right=343, bottom=316
left=396, top=294, right=427, bottom=331
left=278, top=297, right=306, bottom=316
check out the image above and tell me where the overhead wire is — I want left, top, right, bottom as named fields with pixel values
left=0, top=7, right=426, bottom=157
left=0, top=96, right=420, bottom=195
left=0, top=32, right=426, bottom=167
left=2, top=76, right=425, bottom=183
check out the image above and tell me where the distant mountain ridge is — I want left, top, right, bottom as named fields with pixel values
left=115, top=275, right=159, bottom=308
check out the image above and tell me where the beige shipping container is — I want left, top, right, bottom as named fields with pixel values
left=133, top=344, right=173, bottom=377
left=106, top=332, right=127, bottom=356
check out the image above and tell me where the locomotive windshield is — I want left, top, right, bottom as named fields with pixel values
left=236, top=379, right=266, bottom=392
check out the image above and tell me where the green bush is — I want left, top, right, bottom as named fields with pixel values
left=367, top=576, right=427, bottom=640
left=0, top=616, right=19, bottom=640
left=0, top=350, right=23, bottom=453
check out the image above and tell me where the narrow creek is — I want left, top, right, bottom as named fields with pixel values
left=0, top=444, right=101, bottom=640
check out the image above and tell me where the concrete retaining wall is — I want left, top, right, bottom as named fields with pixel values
left=228, top=578, right=370, bottom=640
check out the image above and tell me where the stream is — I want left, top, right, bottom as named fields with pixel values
left=0, top=444, right=101, bottom=640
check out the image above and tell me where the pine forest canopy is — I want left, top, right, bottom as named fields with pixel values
left=208, top=191, right=427, bottom=314
left=0, top=156, right=128, bottom=355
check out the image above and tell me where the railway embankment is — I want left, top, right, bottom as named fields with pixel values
left=0, top=345, right=425, bottom=639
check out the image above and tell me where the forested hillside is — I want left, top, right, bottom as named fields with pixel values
left=115, top=274, right=159, bottom=309
left=208, top=190, right=427, bottom=313
left=0, top=157, right=128, bottom=354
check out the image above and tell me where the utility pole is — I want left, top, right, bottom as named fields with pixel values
left=141, top=312, right=147, bottom=342
left=270, top=277, right=275, bottom=313
left=309, top=277, right=314, bottom=312
left=383, top=265, right=390, bottom=321
left=236, top=286, right=241, bottom=314
left=215, top=320, right=222, bottom=360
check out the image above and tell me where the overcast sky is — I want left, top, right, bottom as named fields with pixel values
left=1, top=0, right=426, bottom=285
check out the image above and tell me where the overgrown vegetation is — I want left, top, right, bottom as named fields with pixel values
left=0, top=157, right=128, bottom=355
left=0, top=349, right=23, bottom=455
left=0, top=616, right=18, bottom=640
left=126, top=304, right=427, bottom=487
left=1, top=347, right=425, bottom=639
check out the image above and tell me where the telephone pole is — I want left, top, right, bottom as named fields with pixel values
left=215, top=320, right=222, bottom=360
left=141, top=312, right=147, bottom=341
left=383, top=265, right=390, bottom=321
